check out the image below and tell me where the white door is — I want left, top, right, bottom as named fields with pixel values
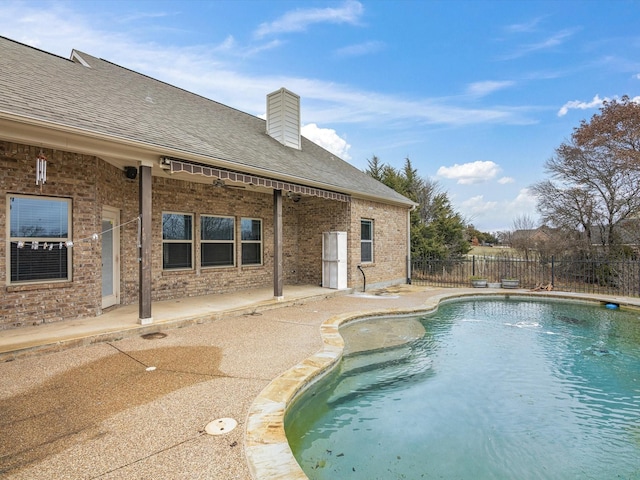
left=322, top=231, right=347, bottom=289
left=101, top=207, right=120, bottom=309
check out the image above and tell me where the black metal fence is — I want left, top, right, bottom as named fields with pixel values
left=411, top=254, right=640, bottom=297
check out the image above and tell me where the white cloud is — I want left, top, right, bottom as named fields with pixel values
left=301, top=123, right=351, bottom=160
left=504, top=16, right=546, bottom=34
left=0, top=1, right=537, bottom=133
left=254, top=0, right=363, bottom=38
left=557, top=94, right=609, bottom=116
left=460, top=195, right=498, bottom=216
left=500, top=28, right=577, bottom=60
left=437, top=161, right=501, bottom=185
left=634, top=73, right=640, bottom=80
left=335, top=41, right=385, bottom=57
left=558, top=94, right=640, bottom=116
left=117, top=11, right=174, bottom=23
left=466, top=81, right=515, bottom=97
left=457, top=188, right=538, bottom=231
left=512, top=188, right=537, bottom=209
left=498, top=177, right=515, bottom=184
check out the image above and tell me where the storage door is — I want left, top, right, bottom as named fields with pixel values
left=322, top=231, right=347, bottom=289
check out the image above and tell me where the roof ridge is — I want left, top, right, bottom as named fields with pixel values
left=73, top=49, right=265, bottom=123
left=0, top=35, right=72, bottom=63
left=0, top=36, right=414, bottom=207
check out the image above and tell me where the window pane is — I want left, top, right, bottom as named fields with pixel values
left=202, top=243, right=234, bottom=267
left=163, top=214, right=192, bottom=240
left=242, top=243, right=261, bottom=265
left=361, top=220, right=372, bottom=241
left=201, top=216, right=234, bottom=241
left=11, top=243, right=68, bottom=281
left=10, top=196, right=68, bottom=238
left=163, top=243, right=192, bottom=269
left=361, top=242, right=372, bottom=263
left=241, top=219, right=261, bottom=241
left=9, top=196, right=71, bottom=283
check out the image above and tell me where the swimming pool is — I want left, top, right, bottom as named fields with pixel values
left=285, top=297, right=640, bottom=479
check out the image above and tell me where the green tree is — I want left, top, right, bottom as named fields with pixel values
left=466, top=225, right=498, bottom=245
left=365, top=155, right=384, bottom=182
left=365, top=156, right=470, bottom=259
left=423, top=194, right=470, bottom=258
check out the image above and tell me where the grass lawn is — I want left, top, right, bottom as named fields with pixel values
left=469, top=245, right=518, bottom=256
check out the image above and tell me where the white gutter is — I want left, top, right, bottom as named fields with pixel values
left=0, top=111, right=416, bottom=209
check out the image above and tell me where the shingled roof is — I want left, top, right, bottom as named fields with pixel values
left=0, top=36, right=413, bottom=207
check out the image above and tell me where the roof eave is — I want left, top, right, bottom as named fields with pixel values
left=0, top=112, right=415, bottom=208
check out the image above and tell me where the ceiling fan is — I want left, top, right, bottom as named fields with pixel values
left=213, top=178, right=245, bottom=189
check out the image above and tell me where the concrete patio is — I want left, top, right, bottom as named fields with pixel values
left=1, top=285, right=638, bottom=479
left=0, top=285, right=339, bottom=362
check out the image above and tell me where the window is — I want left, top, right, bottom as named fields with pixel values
left=361, top=219, right=373, bottom=263
left=241, top=218, right=262, bottom=265
left=201, top=215, right=235, bottom=267
left=8, top=195, right=72, bottom=283
left=162, top=213, right=193, bottom=269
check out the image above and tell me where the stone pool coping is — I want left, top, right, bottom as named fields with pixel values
left=244, top=289, right=640, bottom=479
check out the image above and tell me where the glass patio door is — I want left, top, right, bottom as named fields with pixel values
left=101, top=207, right=120, bottom=308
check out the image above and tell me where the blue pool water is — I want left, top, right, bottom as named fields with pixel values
left=285, top=298, right=640, bottom=479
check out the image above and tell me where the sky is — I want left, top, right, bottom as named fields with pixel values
left=1, top=0, right=639, bottom=232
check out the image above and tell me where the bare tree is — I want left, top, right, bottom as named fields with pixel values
left=510, top=214, right=538, bottom=261
left=531, top=181, right=595, bottom=249
left=531, top=96, right=640, bottom=255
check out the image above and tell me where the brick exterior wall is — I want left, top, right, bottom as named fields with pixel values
left=1, top=140, right=409, bottom=330
left=96, top=158, right=139, bottom=305
left=151, top=175, right=278, bottom=299
left=297, top=197, right=350, bottom=285
left=348, top=198, right=410, bottom=291
left=1, top=142, right=102, bottom=328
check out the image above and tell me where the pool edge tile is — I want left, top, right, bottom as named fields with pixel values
left=244, top=289, right=640, bottom=479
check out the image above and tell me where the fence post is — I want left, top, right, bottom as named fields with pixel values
left=551, top=255, right=555, bottom=287
left=472, top=255, right=476, bottom=277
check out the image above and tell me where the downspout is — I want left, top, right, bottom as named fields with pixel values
left=273, top=189, right=283, bottom=300
left=407, top=206, right=414, bottom=285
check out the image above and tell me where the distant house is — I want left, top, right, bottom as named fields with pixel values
left=0, top=37, right=414, bottom=330
left=514, top=222, right=640, bottom=253
left=511, top=226, right=554, bottom=246
left=588, top=218, right=640, bottom=249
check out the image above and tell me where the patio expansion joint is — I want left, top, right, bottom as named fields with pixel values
left=89, top=431, right=207, bottom=480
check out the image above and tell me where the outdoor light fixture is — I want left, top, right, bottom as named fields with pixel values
left=124, top=166, right=138, bottom=179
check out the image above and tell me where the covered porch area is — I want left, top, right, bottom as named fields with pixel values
left=0, top=284, right=345, bottom=362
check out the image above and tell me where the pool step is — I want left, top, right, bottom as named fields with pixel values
left=327, top=342, right=433, bottom=405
